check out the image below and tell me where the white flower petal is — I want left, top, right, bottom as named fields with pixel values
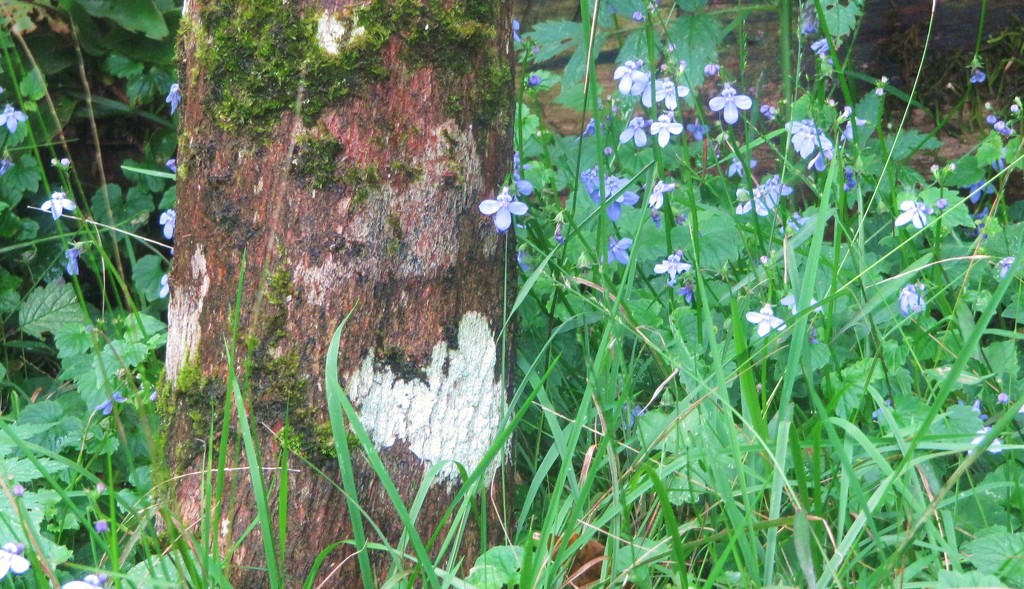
left=494, top=208, right=512, bottom=231
left=478, top=200, right=500, bottom=215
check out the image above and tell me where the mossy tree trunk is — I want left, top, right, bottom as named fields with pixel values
left=163, top=0, right=514, bottom=585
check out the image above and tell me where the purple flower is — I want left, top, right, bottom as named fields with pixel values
left=648, top=180, right=675, bottom=209
left=727, top=157, right=756, bottom=178
left=613, top=60, right=650, bottom=97
left=998, top=392, right=1010, bottom=404
left=677, top=283, right=694, bottom=303
left=165, top=158, right=177, bottom=173
left=619, top=116, right=649, bottom=147
left=993, top=120, right=1013, bottom=136
left=894, top=200, right=932, bottom=230
left=159, top=274, right=170, bottom=298
left=965, top=180, right=994, bottom=204
left=759, top=104, right=777, bottom=121
left=512, top=151, right=533, bottom=196
left=581, top=118, right=596, bottom=137
left=786, top=119, right=834, bottom=171
left=41, top=191, right=76, bottom=219
left=801, top=4, right=819, bottom=35
left=811, top=38, right=832, bottom=64
left=96, top=392, right=127, bottom=416
left=997, top=256, right=1015, bottom=279
left=0, top=157, right=12, bottom=176
left=479, top=186, right=528, bottom=232
left=526, top=74, right=542, bottom=88
left=703, top=64, right=720, bottom=77
left=66, top=247, right=82, bottom=276
left=737, top=174, right=791, bottom=216
left=632, top=11, right=644, bottom=22
left=843, top=166, right=856, bottom=191
left=686, top=122, right=708, bottom=141
left=970, top=68, right=986, bottom=84
left=512, top=19, right=521, bottom=43
left=0, top=542, right=30, bottom=579
left=708, top=83, right=752, bottom=125
left=165, top=83, right=180, bottom=115
left=898, top=283, right=925, bottom=317
left=604, top=177, right=640, bottom=222
left=12, top=484, right=24, bottom=496
left=650, top=112, right=684, bottom=147
left=653, top=250, right=692, bottom=285
left=94, top=520, right=110, bottom=533
left=607, top=237, right=632, bottom=265
left=159, top=209, right=176, bottom=240
left=644, top=78, right=689, bottom=110
left=746, top=304, right=785, bottom=337
left=0, top=105, right=28, bottom=133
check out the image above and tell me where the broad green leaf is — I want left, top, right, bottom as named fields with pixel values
left=465, top=545, right=523, bottom=589
left=821, top=0, right=864, bottom=38
left=91, top=184, right=155, bottom=230
left=19, top=67, right=46, bottom=100
left=125, top=554, right=182, bottom=588
left=54, top=323, right=93, bottom=358
left=0, top=155, right=42, bottom=205
left=690, top=209, right=740, bottom=268
left=77, top=0, right=169, bottom=40
left=104, top=53, right=144, bottom=79
left=0, top=269, right=22, bottom=316
left=19, top=281, right=84, bottom=339
left=133, top=255, right=167, bottom=302
left=963, top=529, right=1024, bottom=587
left=886, top=130, right=942, bottom=161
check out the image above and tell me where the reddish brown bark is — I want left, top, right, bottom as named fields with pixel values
left=162, top=1, right=514, bottom=585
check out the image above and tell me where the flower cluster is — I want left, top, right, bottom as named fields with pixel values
left=786, top=119, right=834, bottom=171
left=736, top=175, right=792, bottom=217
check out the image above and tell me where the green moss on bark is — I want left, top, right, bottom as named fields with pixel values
left=291, top=135, right=344, bottom=189
left=194, top=0, right=505, bottom=137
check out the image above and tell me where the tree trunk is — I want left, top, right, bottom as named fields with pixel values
left=162, top=0, right=514, bottom=585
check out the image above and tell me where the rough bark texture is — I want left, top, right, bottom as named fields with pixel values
left=162, top=0, right=514, bottom=585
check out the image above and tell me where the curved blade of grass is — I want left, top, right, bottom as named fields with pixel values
left=325, top=316, right=441, bottom=588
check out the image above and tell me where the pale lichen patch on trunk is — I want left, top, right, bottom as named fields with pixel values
left=316, top=11, right=365, bottom=56
left=345, top=311, right=504, bottom=486
left=166, top=245, right=210, bottom=380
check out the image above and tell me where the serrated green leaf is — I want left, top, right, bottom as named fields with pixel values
left=105, top=53, right=144, bottom=79
left=91, top=184, right=155, bottom=230
left=133, top=255, right=167, bottom=302
left=524, top=20, right=579, bottom=63
left=669, top=13, right=721, bottom=86
left=690, top=209, right=740, bottom=268
left=0, top=269, right=22, bottom=316
left=77, top=0, right=169, bottom=40
left=964, top=529, right=1024, bottom=586
left=54, top=323, right=94, bottom=358
left=19, top=281, right=85, bottom=339
left=0, top=155, right=42, bottom=205
left=822, top=0, right=864, bottom=38
left=19, top=67, right=46, bottom=100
